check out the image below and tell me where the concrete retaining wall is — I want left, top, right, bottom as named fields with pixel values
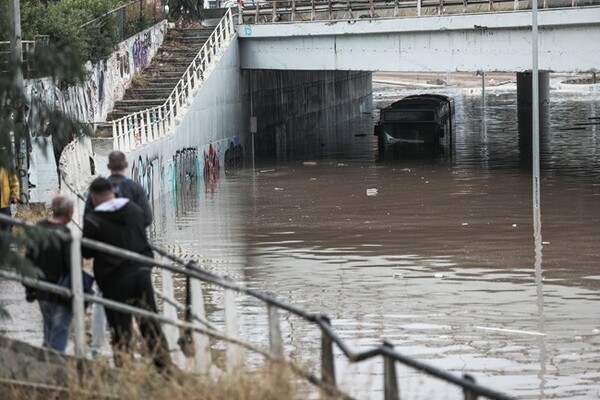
left=29, top=22, right=167, bottom=203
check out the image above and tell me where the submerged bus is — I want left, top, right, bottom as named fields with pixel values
left=375, top=94, right=454, bottom=154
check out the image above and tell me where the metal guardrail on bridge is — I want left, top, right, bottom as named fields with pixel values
left=0, top=212, right=515, bottom=400
left=237, top=0, right=591, bottom=23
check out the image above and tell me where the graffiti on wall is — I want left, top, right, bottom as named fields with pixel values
left=131, top=154, right=156, bottom=211
left=223, top=139, right=243, bottom=173
left=133, top=32, right=152, bottom=69
left=117, top=50, right=131, bottom=79
left=202, top=143, right=220, bottom=193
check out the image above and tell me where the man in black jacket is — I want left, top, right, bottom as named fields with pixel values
left=82, top=177, right=171, bottom=370
left=84, top=150, right=152, bottom=227
left=25, top=195, right=74, bottom=352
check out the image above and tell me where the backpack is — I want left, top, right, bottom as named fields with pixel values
left=112, top=178, right=132, bottom=198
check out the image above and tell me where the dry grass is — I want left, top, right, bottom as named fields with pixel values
left=131, top=74, right=150, bottom=88
left=3, top=356, right=305, bottom=400
left=14, top=202, right=50, bottom=222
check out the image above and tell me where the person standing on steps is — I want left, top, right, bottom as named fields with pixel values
left=82, top=177, right=171, bottom=371
left=84, top=150, right=152, bottom=227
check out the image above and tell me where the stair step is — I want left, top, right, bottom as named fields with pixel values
left=115, top=98, right=168, bottom=106
left=140, top=71, right=186, bottom=80
left=101, top=21, right=219, bottom=125
left=138, top=78, right=182, bottom=86
left=147, top=62, right=192, bottom=69
left=125, top=88, right=174, bottom=97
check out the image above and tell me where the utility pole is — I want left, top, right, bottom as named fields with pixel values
left=8, top=0, right=29, bottom=204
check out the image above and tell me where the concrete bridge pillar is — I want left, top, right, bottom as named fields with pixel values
left=517, top=71, right=551, bottom=162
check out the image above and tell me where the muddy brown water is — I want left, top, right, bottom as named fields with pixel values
left=152, top=85, right=600, bottom=399
left=1, top=84, right=599, bottom=399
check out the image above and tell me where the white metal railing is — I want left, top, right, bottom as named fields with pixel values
left=111, top=8, right=236, bottom=152
left=240, top=0, right=588, bottom=23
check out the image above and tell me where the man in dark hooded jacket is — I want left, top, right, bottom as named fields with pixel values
left=82, top=177, right=171, bottom=370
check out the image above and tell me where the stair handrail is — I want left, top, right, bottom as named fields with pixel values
left=111, top=8, right=235, bottom=152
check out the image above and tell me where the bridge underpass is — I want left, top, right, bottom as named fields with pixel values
left=235, top=5, right=600, bottom=157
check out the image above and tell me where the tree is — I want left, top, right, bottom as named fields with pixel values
left=1, top=0, right=122, bottom=69
left=0, top=6, right=89, bottom=319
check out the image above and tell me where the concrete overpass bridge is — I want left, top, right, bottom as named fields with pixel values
left=110, top=1, right=600, bottom=159
left=236, top=1, right=600, bottom=72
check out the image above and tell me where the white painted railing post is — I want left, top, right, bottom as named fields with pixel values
left=128, top=117, right=135, bottom=151
left=169, top=97, right=175, bottom=130
left=112, top=120, right=118, bottom=150
left=187, top=71, right=193, bottom=100
left=225, top=289, right=243, bottom=375
left=161, top=263, right=184, bottom=367
left=267, top=303, right=284, bottom=359
left=174, top=85, right=180, bottom=116
left=146, top=110, right=153, bottom=143
left=69, top=228, right=86, bottom=359
left=417, top=0, right=422, bottom=16
left=131, top=115, right=137, bottom=149
left=160, top=106, right=166, bottom=137
left=119, top=119, right=126, bottom=151
left=394, top=0, right=399, bottom=17
left=191, top=277, right=212, bottom=374
left=140, top=112, right=147, bottom=144
left=191, top=61, right=198, bottom=88
left=292, top=0, right=296, bottom=21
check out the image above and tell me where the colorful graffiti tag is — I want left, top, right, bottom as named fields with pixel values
left=133, top=32, right=152, bottom=69
left=131, top=155, right=156, bottom=210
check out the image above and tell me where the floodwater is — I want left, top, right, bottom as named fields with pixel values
left=1, top=82, right=598, bottom=399
left=152, top=83, right=600, bottom=399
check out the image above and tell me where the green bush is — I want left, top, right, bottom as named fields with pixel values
left=1, top=0, right=124, bottom=67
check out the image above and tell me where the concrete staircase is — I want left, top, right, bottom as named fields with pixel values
left=97, top=26, right=216, bottom=135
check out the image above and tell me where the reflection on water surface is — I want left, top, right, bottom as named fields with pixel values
left=153, top=86, right=600, bottom=399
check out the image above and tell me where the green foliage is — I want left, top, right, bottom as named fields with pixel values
left=1, top=0, right=123, bottom=67
left=168, top=0, right=203, bottom=21
left=0, top=12, right=89, bottom=319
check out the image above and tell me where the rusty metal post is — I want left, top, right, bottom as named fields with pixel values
left=383, top=341, right=399, bottom=400
left=463, top=374, right=478, bottom=400
left=267, top=303, right=284, bottom=359
left=321, top=317, right=336, bottom=386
